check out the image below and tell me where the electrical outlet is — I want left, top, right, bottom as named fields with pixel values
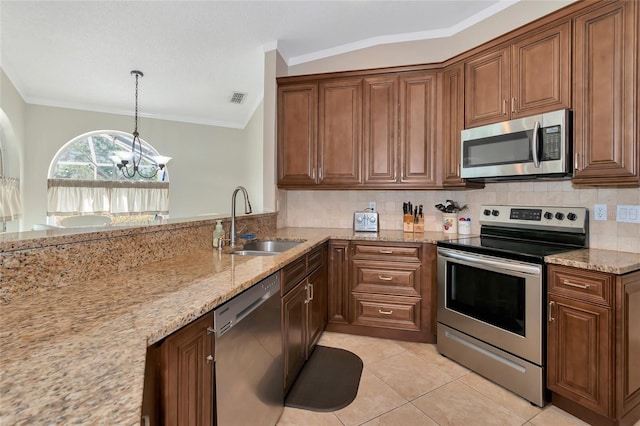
left=369, top=201, right=376, bottom=211
left=594, top=204, right=608, bottom=221
left=616, top=205, right=640, bottom=223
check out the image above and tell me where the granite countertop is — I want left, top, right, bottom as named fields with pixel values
left=2, top=226, right=638, bottom=424
left=0, top=228, right=453, bottom=425
left=545, top=248, right=640, bottom=275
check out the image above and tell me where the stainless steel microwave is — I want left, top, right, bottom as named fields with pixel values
left=460, top=109, right=571, bottom=181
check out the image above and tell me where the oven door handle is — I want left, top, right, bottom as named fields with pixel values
left=439, top=249, right=541, bottom=276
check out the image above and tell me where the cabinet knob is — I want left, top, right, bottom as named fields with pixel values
left=206, top=355, right=214, bottom=364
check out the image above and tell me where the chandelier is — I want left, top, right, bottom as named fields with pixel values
left=111, top=70, right=172, bottom=179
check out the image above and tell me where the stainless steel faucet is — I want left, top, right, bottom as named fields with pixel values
left=230, top=186, right=252, bottom=247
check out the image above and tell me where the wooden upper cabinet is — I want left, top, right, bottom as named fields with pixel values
left=572, top=0, right=639, bottom=187
left=277, top=83, right=318, bottom=186
left=363, top=76, right=399, bottom=185
left=441, top=63, right=483, bottom=188
left=511, top=21, right=571, bottom=117
left=399, top=72, right=438, bottom=187
left=465, top=21, right=571, bottom=128
left=318, top=78, right=363, bottom=186
left=465, top=48, right=510, bottom=128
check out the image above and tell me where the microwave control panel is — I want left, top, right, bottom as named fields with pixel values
left=541, top=125, right=562, bottom=160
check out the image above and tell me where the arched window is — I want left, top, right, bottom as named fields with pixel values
left=47, top=131, right=169, bottom=225
left=49, top=130, right=168, bottom=182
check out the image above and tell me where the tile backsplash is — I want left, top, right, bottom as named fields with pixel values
left=281, top=181, right=640, bottom=254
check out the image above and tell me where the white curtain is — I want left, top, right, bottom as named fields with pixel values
left=47, top=179, right=169, bottom=216
left=0, top=176, right=22, bottom=221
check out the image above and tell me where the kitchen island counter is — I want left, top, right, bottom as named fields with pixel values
left=0, top=227, right=454, bottom=425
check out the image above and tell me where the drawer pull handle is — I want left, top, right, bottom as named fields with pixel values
left=378, top=276, right=393, bottom=281
left=379, top=250, right=394, bottom=254
left=378, top=309, right=393, bottom=315
left=563, top=280, right=590, bottom=289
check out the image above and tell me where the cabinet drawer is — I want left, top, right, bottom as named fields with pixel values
left=548, top=265, right=613, bottom=306
left=353, top=243, right=421, bottom=261
left=352, top=260, right=421, bottom=296
left=352, top=293, right=421, bottom=331
left=308, top=246, right=324, bottom=273
left=282, top=256, right=307, bottom=296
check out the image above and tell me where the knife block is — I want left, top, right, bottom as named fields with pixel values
left=403, top=214, right=414, bottom=232
left=414, top=217, right=424, bottom=233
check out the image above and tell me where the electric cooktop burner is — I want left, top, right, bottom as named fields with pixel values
left=437, top=205, right=589, bottom=264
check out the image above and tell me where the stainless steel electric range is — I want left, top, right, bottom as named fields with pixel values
left=436, top=204, right=589, bottom=407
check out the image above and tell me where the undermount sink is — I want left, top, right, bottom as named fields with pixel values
left=231, top=239, right=302, bottom=256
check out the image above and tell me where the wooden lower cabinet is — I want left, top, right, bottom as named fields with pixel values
left=282, top=244, right=328, bottom=393
left=142, top=312, right=215, bottom=426
left=547, top=265, right=640, bottom=426
left=326, top=241, right=436, bottom=343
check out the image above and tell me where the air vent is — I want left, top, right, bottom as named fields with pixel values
left=229, top=92, right=247, bottom=104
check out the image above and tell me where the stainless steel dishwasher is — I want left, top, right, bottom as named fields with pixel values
left=213, top=272, right=283, bottom=426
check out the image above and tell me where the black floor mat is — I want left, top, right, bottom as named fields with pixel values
left=285, top=345, right=363, bottom=412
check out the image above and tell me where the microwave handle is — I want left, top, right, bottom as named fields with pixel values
left=532, top=120, right=541, bottom=168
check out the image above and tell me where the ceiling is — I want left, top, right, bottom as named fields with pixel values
left=1, top=1, right=570, bottom=129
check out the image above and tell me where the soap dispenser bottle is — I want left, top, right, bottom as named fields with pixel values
left=213, top=220, right=225, bottom=247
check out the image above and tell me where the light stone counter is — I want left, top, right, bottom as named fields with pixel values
left=545, top=248, right=640, bottom=275
left=0, top=227, right=455, bottom=425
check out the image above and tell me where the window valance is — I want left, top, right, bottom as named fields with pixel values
left=47, top=179, right=169, bottom=216
left=1, top=176, right=22, bottom=222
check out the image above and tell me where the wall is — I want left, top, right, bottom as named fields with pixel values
left=1, top=70, right=267, bottom=231
left=282, top=183, right=640, bottom=254
left=0, top=69, right=26, bottom=232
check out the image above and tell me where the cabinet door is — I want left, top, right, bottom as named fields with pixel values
left=318, top=78, right=363, bottom=185
left=160, top=312, right=214, bottom=426
left=328, top=240, right=350, bottom=324
left=363, top=76, right=398, bottom=185
left=573, top=0, right=639, bottom=186
left=511, top=21, right=571, bottom=117
left=441, top=63, right=476, bottom=188
left=307, top=264, right=328, bottom=354
left=282, top=280, right=308, bottom=392
left=277, top=83, right=318, bottom=187
left=465, top=47, right=510, bottom=128
left=399, top=73, right=438, bottom=186
left=547, top=294, right=612, bottom=417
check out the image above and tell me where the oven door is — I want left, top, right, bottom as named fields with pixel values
left=437, top=247, right=543, bottom=365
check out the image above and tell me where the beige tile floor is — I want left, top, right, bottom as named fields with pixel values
left=277, top=332, right=590, bottom=426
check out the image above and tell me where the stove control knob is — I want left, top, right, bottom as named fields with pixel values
left=544, top=211, right=553, bottom=220
left=491, top=210, right=500, bottom=217
left=555, top=212, right=565, bottom=220
left=567, top=212, right=578, bottom=221
left=483, top=209, right=491, bottom=216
